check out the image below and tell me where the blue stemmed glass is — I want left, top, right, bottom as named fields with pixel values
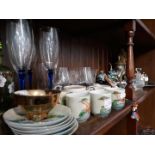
left=6, top=19, right=33, bottom=90
left=39, top=27, right=59, bottom=90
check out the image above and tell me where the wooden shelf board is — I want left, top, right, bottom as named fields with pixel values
left=0, top=88, right=155, bottom=135
left=75, top=87, right=155, bottom=135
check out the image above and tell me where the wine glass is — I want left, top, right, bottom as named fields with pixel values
left=54, top=67, right=70, bottom=90
left=69, top=68, right=80, bottom=85
left=6, top=19, right=33, bottom=90
left=39, top=27, right=59, bottom=89
left=79, top=67, right=95, bottom=87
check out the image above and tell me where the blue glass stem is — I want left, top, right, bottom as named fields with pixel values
left=18, top=69, right=26, bottom=90
left=48, top=69, right=53, bottom=89
left=28, top=69, right=32, bottom=89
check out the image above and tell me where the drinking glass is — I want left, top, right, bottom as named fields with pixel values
left=6, top=19, right=33, bottom=90
left=69, top=68, right=80, bottom=85
left=79, top=67, right=95, bottom=87
left=39, top=27, right=59, bottom=89
left=54, top=67, right=70, bottom=90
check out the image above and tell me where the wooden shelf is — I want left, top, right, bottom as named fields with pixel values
left=0, top=88, right=155, bottom=135
left=75, top=87, right=155, bottom=135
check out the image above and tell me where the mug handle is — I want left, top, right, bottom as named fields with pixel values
left=88, top=86, right=95, bottom=91
left=54, top=85, right=63, bottom=91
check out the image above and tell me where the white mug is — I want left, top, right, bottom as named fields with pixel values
left=66, top=91, right=90, bottom=122
left=90, top=89, right=112, bottom=117
left=104, top=87, right=126, bottom=110
left=59, top=85, right=86, bottom=105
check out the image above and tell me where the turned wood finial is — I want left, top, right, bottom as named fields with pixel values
left=128, top=31, right=134, bottom=45
left=126, top=29, right=135, bottom=100
left=126, top=30, right=135, bottom=82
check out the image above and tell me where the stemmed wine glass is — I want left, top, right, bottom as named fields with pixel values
left=6, top=19, right=33, bottom=90
left=69, top=68, right=80, bottom=85
left=79, top=67, right=96, bottom=88
left=39, top=27, right=59, bottom=89
left=53, top=67, right=70, bottom=90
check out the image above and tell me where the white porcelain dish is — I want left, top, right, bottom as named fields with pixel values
left=7, top=115, right=72, bottom=131
left=3, top=104, right=72, bottom=127
left=54, top=120, right=78, bottom=135
left=14, top=120, right=78, bottom=135
left=10, top=117, right=76, bottom=135
left=3, top=104, right=78, bottom=135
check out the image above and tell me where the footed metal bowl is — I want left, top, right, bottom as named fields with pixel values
left=13, top=89, right=60, bottom=121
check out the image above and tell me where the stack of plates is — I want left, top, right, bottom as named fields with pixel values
left=3, top=104, right=78, bottom=135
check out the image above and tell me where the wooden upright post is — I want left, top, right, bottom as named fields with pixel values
left=125, top=20, right=136, bottom=100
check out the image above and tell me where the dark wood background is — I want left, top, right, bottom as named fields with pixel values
left=0, top=20, right=116, bottom=89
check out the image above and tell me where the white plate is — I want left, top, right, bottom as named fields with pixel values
left=10, top=116, right=75, bottom=134
left=14, top=122, right=78, bottom=135
left=12, top=118, right=78, bottom=135
left=54, top=119, right=78, bottom=135
left=7, top=115, right=72, bottom=131
left=3, top=104, right=72, bottom=127
left=4, top=112, right=68, bottom=127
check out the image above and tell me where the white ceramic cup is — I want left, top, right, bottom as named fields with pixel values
left=90, top=89, right=112, bottom=117
left=59, top=85, right=86, bottom=105
left=66, top=91, right=90, bottom=122
left=104, top=87, right=126, bottom=110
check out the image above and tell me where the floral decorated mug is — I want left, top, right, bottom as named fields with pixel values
left=104, top=87, right=126, bottom=110
left=66, top=91, right=90, bottom=123
left=90, top=89, right=112, bottom=117
left=59, top=85, right=86, bottom=105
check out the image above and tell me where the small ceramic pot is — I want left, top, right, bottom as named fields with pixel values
left=104, top=87, right=126, bottom=110
left=90, top=89, right=112, bottom=117
left=66, top=91, right=90, bottom=123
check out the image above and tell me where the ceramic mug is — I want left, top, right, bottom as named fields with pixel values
left=59, top=85, right=86, bottom=105
left=104, top=87, right=126, bottom=110
left=66, top=91, right=90, bottom=123
left=90, top=89, right=112, bottom=117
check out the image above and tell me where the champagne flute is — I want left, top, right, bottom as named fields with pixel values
left=6, top=19, right=33, bottom=90
left=39, top=27, right=59, bottom=89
